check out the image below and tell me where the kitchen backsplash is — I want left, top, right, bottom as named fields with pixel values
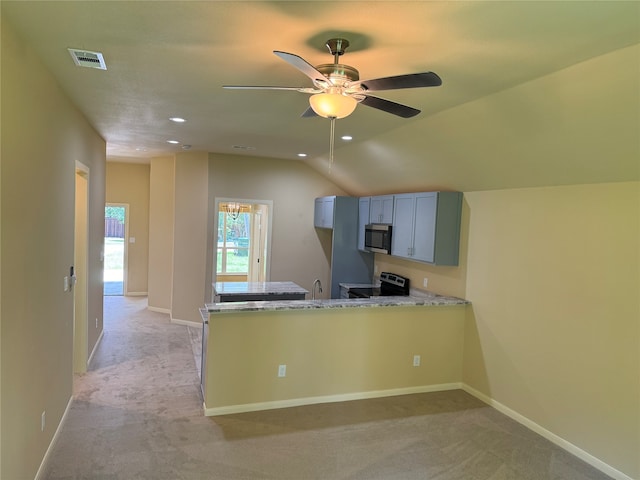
left=374, top=255, right=466, bottom=299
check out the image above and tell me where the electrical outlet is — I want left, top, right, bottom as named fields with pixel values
left=413, top=355, right=421, bottom=367
left=423, top=278, right=428, bottom=288
left=278, top=364, right=287, bottom=377
left=41, top=411, right=46, bottom=432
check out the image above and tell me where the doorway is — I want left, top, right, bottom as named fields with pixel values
left=214, top=199, right=271, bottom=284
left=74, top=164, right=89, bottom=373
left=104, top=204, right=128, bottom=296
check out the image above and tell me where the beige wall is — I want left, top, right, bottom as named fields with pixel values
left=206, top=153, right=349, bottom=302
left=172, top=152, right=209, bottom=323
left=106, top=162, right=150, bottom=295
left=463, top=182, right=639, bottom=479
left=148, top=156, right=175, bottom=311
left=206, top=306, right=466, bottom=412
left=1, top=17, right=106, bottom=480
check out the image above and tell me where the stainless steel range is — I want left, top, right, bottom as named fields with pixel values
left=348, top=272, right=410, bottom=298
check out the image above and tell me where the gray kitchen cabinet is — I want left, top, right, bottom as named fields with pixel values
left=369, top=195, right=394, bottom=224
left=391, top=191, right=463, bottom=265
left=357, top=197, right=370, bottom=251
left=314, top=196, right=374, bottom=297
left=314, top=196, right=335, bottom=228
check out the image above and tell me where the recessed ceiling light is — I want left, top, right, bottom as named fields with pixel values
left=341, top=135, right=353, bottom=141
left=297, top=153, right=307, bottom=158
left=167, top=140, right=180, bottom=144
left=169, top=117, right=186, bottom=123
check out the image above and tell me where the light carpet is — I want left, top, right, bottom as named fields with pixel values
left=42, top=296, right=612, bottom=480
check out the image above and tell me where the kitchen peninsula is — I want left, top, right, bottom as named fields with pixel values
left=202, top=292, right=470, bottom=417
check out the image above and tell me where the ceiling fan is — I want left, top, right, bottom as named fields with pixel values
left=223, top=38, right=442, bottom=119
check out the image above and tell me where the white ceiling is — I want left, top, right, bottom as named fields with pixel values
left=3, top=1, right=639, bottom=193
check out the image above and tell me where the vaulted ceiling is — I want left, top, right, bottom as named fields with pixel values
left=3, top=1, right=639, bottom=194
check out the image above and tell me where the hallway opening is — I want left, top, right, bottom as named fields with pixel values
left=104, top=204, right=128, bottom=295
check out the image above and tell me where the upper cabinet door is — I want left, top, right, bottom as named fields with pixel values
left=391, top=193, right=415, bottom=258
left=358, top=197, right=370, bottom=251
left=369, top=195, right=394, bottom=224
left=411, top=192, right=438, bottom=263
left=314, top=196, right=335, bottom=228
left=314, top=198, right=324, bottom=228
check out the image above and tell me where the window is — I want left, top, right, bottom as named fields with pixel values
left=217, top=202, right=251, bottom=275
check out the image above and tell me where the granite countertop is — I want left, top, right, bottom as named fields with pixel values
left=213, top=281, right=308, bottom=296
left=206, top=289, right=469, bottom=314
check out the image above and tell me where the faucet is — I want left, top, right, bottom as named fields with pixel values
left=312, top=279, right=323, bottom=300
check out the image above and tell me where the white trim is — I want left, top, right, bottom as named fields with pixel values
left=213, top=197, right=274, bottom=297
left=461, top=384, right=634, bottom=480
left=74, top=160, right=90, bottom=174
left=147, top=306, right=171, bottom=314
left=86, top=329, right=104, bottom=368
left=34, top=396, right=73, bottom=480
left=105, top=202, right=130, bottom=296
left=171, top=317, right=202, bottom=329
left=125, top=291, right=148, bottom=297
left=204, top=383, right=461, bottom=416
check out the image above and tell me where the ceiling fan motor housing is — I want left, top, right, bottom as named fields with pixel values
left=315, top=63, right=359, bottom=85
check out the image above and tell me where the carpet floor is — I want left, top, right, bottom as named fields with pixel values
left=42, top=296, right=612, bottom=480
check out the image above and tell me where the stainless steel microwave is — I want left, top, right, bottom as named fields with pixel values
left=364, top=224, right=392, bottom=254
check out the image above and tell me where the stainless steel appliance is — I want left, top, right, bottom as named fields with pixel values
left=348, top=272, right=410, bottom=298
left=364, top=224, right=392, bottom=254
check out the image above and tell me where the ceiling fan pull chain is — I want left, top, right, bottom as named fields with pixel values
left=328, top=117, right=336, bottom=174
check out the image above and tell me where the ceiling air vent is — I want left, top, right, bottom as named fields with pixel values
left=68, top=48, right=107, bottom=70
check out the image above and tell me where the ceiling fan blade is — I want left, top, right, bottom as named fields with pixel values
left=301, top=106, right=319, bottom=118
left=355, top=72, right=442, bottom=92
left=273, top=51, right=328, bottom=85
left=222, top=85, right=315, bottom=92
left=359, top=95, right=421, bottom=118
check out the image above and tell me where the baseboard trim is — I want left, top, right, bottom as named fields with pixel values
left=147, top=306, right=171, bottom=314
left=171, top=318, right=203, bottom=328
left=125, top=291, right=148, bottom=297
left=204, top=383, right=462, bottom=416
left=86, top=329, right=104, bottom=368
left=34, top=396, right=73, bottom=480
left=461, top=383, right=633, bottom=480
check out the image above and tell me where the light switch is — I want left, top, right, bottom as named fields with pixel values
left=129, top=237, right=136, bottom=243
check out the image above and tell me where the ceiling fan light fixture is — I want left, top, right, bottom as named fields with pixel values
left=309, top=92, right=357, bottom=119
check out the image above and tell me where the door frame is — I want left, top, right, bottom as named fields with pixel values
left=105, top=202, right=129, bottom=296
left=213, top=197, right=272, bottom=286
left=74, top=162, right=89, bottom=373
